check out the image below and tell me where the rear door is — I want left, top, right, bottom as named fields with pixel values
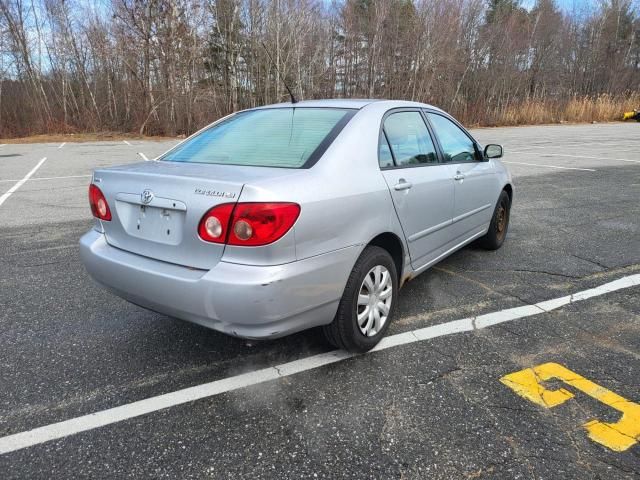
left=379, top=110, right=455, bottom=269
left=426, top=111, right=498, bottom=240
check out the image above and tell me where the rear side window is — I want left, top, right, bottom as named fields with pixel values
left=427, top=113, right=477, bottom=163
left=161, top=108, right=354, bottom=168
left=378, top=133, right=394, bottom=168
left=382, top=112, right=438, bottom=167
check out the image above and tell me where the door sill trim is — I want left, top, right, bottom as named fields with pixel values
left=407, top=203, right=491, bottom=244
left=412, top=229, right=487, bottom=275
left=452, top=203, right=492, bottom=224
left=407, top=218, right=452, bottom=243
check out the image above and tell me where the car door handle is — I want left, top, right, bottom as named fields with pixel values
left=394, top=180, right=412, bottom=191
left=453, top=173, right=465, bottom=181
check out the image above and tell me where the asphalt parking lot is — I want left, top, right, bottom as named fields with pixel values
left=1, top=123, right=639, bottom=479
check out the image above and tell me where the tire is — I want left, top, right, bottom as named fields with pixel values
left=323, top=246, right=398, bottom=353
left=477, top=190, right=511, bottom=250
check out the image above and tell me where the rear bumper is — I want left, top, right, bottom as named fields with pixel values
left=79, top=230, right=358, bottom=339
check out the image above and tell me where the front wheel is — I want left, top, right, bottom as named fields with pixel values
left=323, top=246, right=397, bottom=353
left=477, top=190, right=511, bottom=250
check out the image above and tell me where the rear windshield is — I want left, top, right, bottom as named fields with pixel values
left=161, top=107, right=354, bottom=168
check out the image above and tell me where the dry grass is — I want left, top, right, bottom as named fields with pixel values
left=563, top=94, right=639, bottom=123
left=0, top=132, right=178, bottom=144
left=498, top=99, right=559, bottom=125
left=487, top=94, right=640, bottom=127
left=2, top=95, right=638, bottom=142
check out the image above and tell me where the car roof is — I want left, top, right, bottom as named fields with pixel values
left=250, top=98, right=444, bottom=112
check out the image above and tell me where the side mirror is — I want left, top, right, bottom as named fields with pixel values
left=484, top=144, right=503, bottom=159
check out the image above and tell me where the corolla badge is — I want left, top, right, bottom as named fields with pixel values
left=141, top=189, right=154, bottom=204
left=194, top=187, right=236, bottom=198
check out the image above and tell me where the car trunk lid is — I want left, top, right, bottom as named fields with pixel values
left=93, top=161, right=245, bottom=270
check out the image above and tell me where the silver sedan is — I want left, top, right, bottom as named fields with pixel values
left=80, top=99, right=513, bottom=352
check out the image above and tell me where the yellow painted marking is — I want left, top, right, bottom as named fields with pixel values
left=500, top=362, right=640, bottom=452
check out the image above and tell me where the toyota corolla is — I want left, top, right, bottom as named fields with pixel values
left=79, top=99, right=513, bottom=352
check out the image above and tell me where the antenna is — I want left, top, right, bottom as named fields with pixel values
left=261, top=42, right=297, bottom=104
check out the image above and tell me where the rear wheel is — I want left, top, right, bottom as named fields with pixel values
left=323, top=246, right=397, bottom=353
left=477, top=190, right=510, bottom=250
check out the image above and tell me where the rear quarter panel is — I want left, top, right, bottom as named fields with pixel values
left=229, top=104, right=407, bottom=265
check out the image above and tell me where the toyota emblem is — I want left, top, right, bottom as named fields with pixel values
left=141, top=189, right=154, bottom=204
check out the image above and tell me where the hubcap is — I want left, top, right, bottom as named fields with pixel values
left=357, top=265, right=393, bottom=337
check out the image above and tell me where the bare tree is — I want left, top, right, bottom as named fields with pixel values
left=0, top=0, right=638, bottom=138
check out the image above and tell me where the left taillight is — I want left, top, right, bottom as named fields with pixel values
left=198, top=203, right=235, bottom=244
left=89, top=184, right=112, bottom=221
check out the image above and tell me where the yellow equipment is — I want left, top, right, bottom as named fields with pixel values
left=623, top=109, right=640, bottom=121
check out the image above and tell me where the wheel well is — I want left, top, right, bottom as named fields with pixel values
left=503, top=184, right=513, bottom=203
left=368, top=233, right=404, bottom=283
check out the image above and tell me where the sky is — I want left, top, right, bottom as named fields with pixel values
left=522, top=0, right=639, bottom=13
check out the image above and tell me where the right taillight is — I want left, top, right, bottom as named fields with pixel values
left=198, top=202, right=300, bottom=246
left=89, top=184, right=112, bottom=221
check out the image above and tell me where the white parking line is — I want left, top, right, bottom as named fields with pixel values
left=0, top=174, right=91, bottom=184
left=507, top=142, right=640, bottom=152
left=138, top=152, right=149, bottom=161
left=502, top=161, right=596, bottom=172
left=123, top=140, right=131, bottom=146
left=0, top=157, right=47, bottom=207
left=509, top=150, right=640, bottom=164
left=32, top=174, right=91, bottom=182
left=540, top=153, right=640, bottom=164
left=58, top=142, right=66, bottom=149
left=0, top=273, right=638, bottom=455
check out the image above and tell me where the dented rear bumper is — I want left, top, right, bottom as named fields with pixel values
left=79, top=229, right=359, bottom=339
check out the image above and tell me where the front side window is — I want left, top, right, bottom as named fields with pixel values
left=162, top=108, right=353, bottom=168
left=427, top=113, right=477, bottom=163
left=382, top=111, right=438, bottom=167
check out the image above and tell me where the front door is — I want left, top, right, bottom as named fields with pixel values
left=379, top=110, right=455, bottom=269
left=426, top=112, right=499, bottom=240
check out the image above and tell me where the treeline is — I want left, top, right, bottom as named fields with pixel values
left=0, top=0, right=639, bottom=138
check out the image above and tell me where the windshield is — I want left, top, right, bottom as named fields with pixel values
left=161, top=107, right=355, bottom=168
